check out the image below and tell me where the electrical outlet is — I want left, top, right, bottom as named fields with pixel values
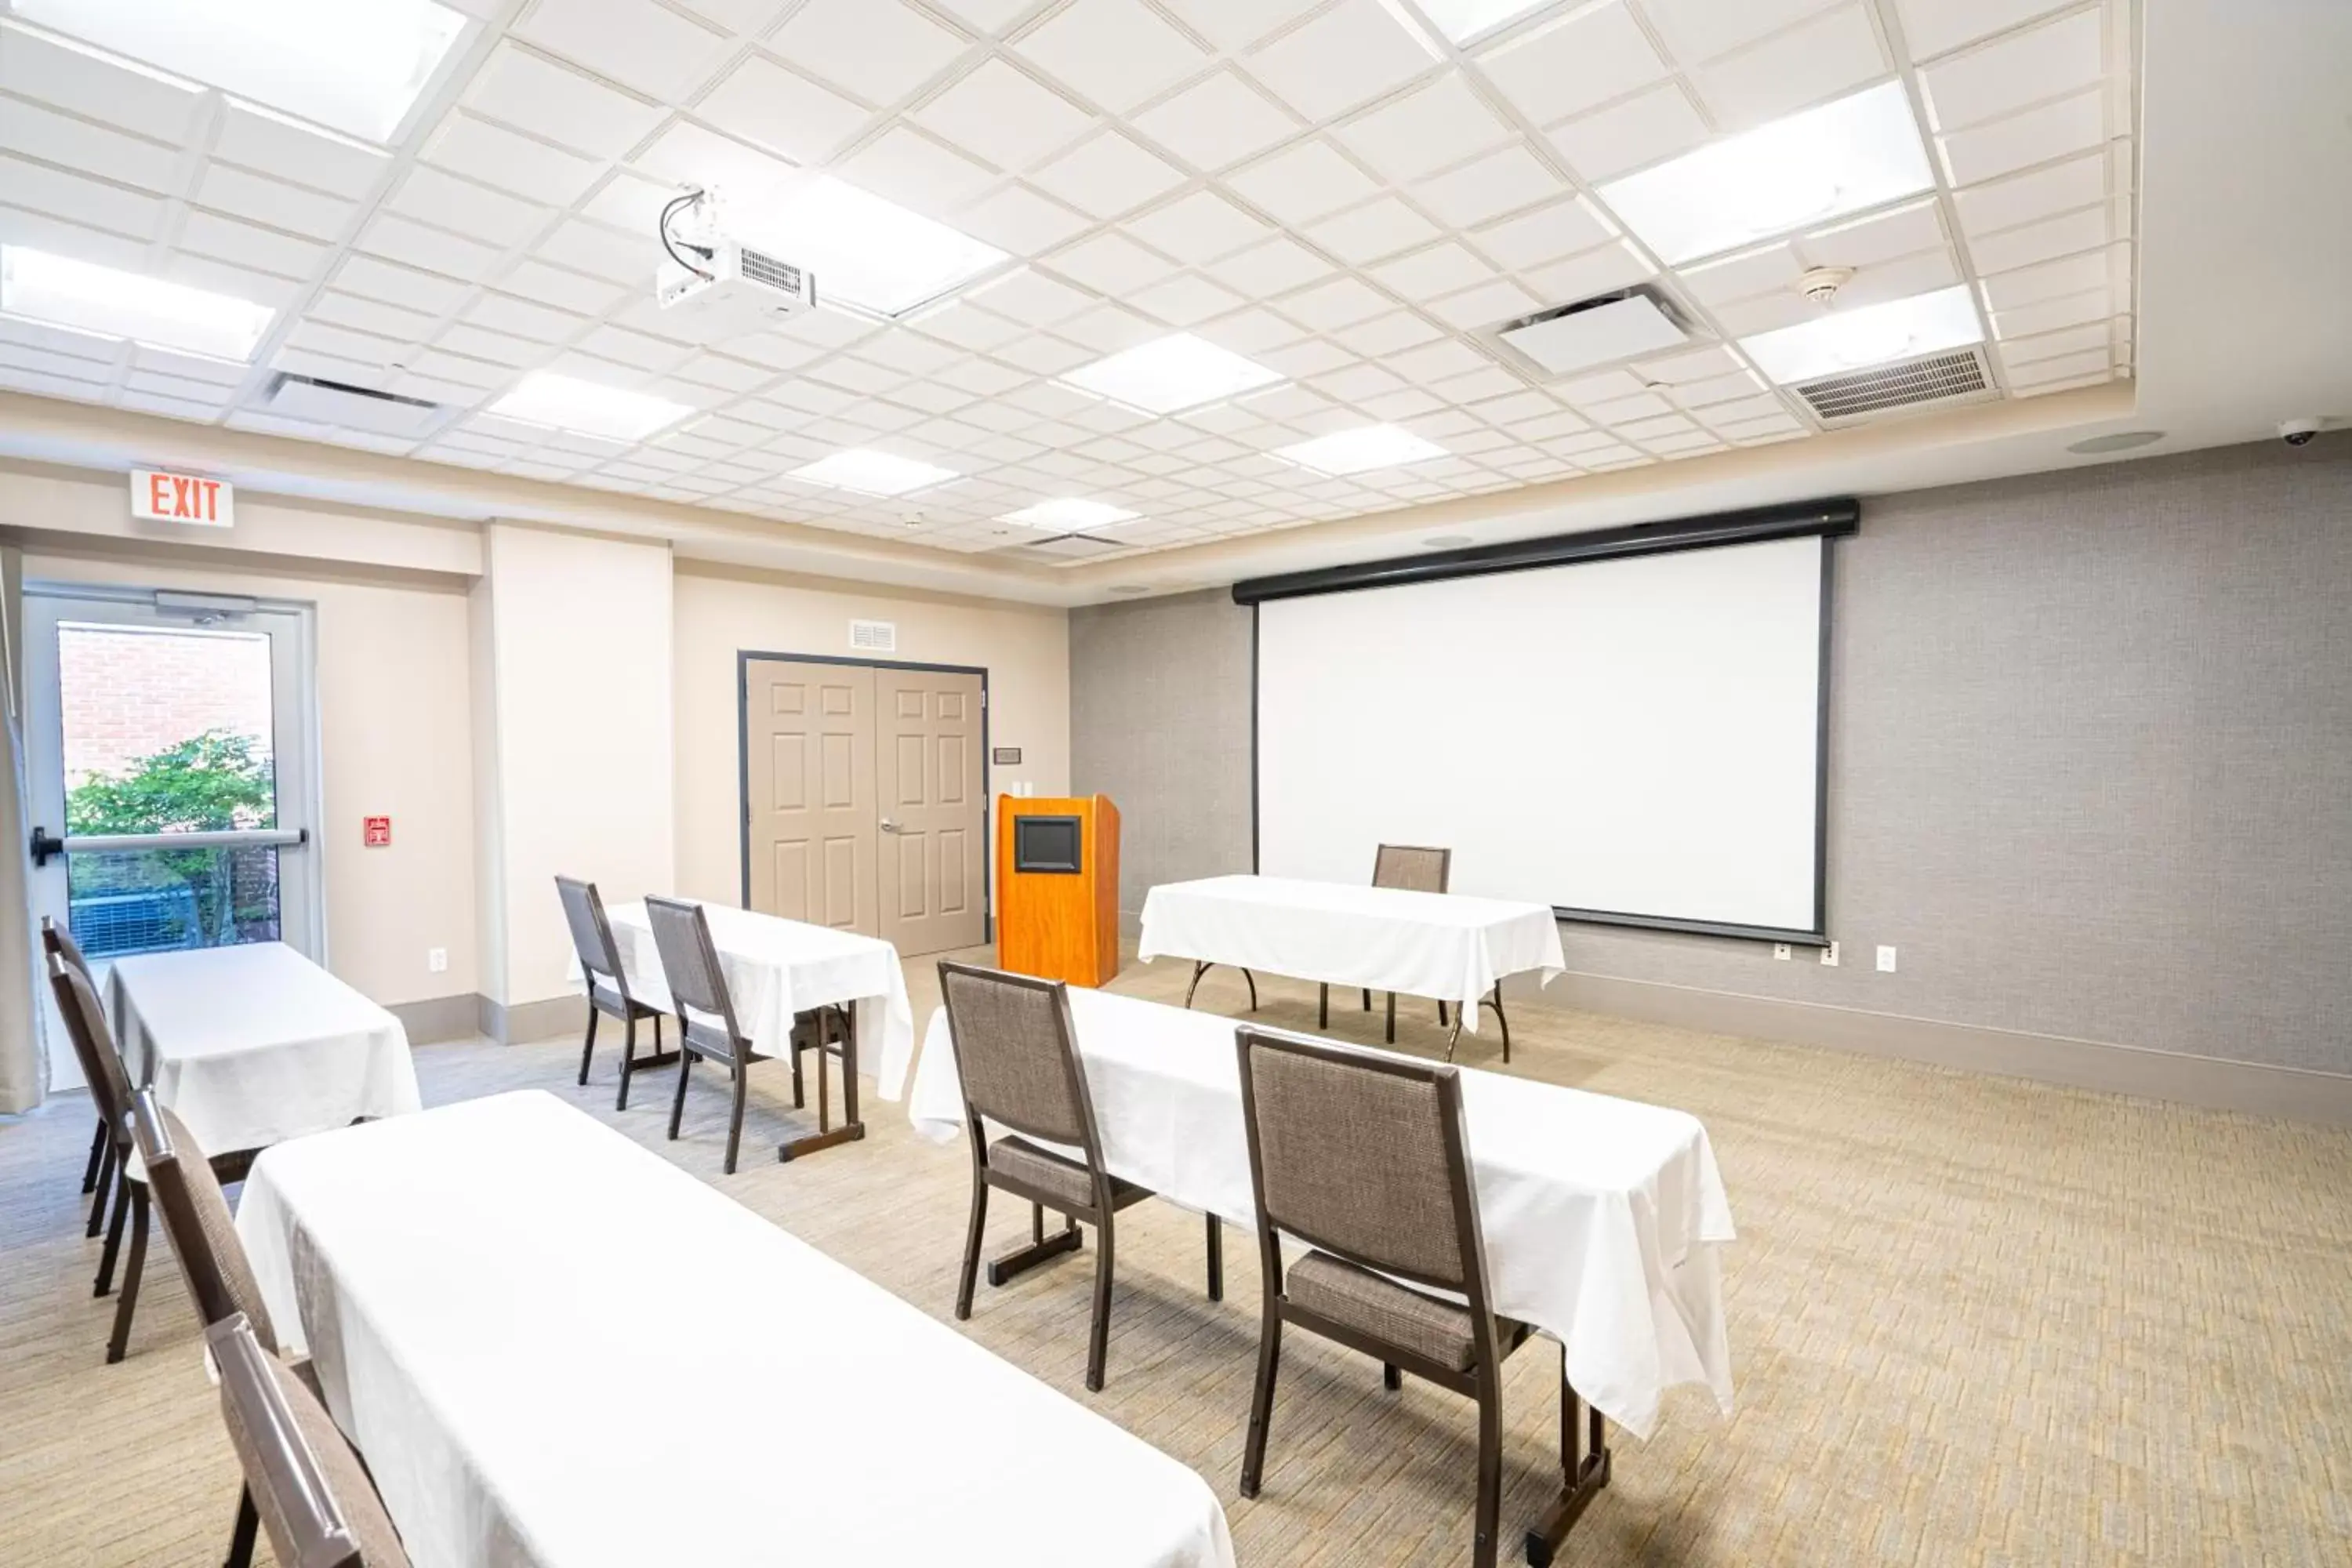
left=1876, top=945, right=1897, bottom=973
left=427, top=947, right=448, bottom=974
left=1820, top=940, right=1840, bottom=967
left=1773, top=943, right=1791, bottom=960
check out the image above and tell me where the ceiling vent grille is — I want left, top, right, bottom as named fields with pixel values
left=1792, top=347, right=1993, bottom=424
left=263, top=372, right=442, bottom=436
left=998, top=532, right=1124, bottom=562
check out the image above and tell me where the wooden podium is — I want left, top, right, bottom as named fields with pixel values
left=996, top=794, right=1120, bottom=987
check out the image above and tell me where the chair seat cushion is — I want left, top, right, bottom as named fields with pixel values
left=589, top=977, right=654, bottom=1020
left=987, top=1135, right=1145, bottom=1214
left=1284, top=1251, right=1519, bottom=1372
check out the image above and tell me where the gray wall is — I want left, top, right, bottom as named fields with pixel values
left=1069, top=436, right=2352, bottom=1087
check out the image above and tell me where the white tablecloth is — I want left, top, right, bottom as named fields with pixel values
left=593, top=901, right=913, bottom=1079
left=235, top=1091, right=1237, bottom=1568
left=884, top=987, right=1733, bottom=1439
left=1137, top=875, right=1566, bottom=1033
left=107, top=942, right=420, bottom=1156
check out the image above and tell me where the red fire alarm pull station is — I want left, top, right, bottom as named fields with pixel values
left=364, top=816, right=392, bottom=848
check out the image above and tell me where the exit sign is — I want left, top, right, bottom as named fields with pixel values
left=131, top=468, right=234, bottom=528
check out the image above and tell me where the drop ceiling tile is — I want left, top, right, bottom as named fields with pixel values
left=1641, top=0, right=1838, bottom=62
left=1468, top=198, right=1609, bottom=274
left=1126, top=191, right=1270, bottom=263
left=931, top=0, right=1043, bottom=31
left=1, top=155, right=161, bottom=240
left=955, top=183, right=1095, bottom=255
left=1203, top=235, right=1334, bottom=296
left=913, top=302, right=1027, bottom=352
left=581, top=323, right=702, bottom=372
left=1922, top=9, right=2103, bottom=132
left=1131, top=274, right=1249, bottom=326
left=283, top=318, right=405, bottom=368
left=1544, top=82, right=1711, bottom=180
left=1246, top=0, right=1436, bottom=124
left=1668, top=370, right=1765, bottom=408
left=1129, top=71, right=1301, bottom=172
left=467, top=42, right=668, bottom=158
left=772, top=0, right=969, bottom=107
left=1036, top=232, right=1180, bottom=295
left=0, top=97, right=177, bottom=192
left=1370, top=241, right=1498, bottom=302
left=194, top=165, right=354, bottom=242
left=1334, top=73, right=1512, bottom=186
left=499, top=256, right=631, bottom=314
left=1585, top=390, right=1673, bottom=423
left=1996, top=319, right=2110, bottom=365
left=1303, top=195, right=1442, bottom=263
left=912, top=58, right=1092, bottom=173
left=1336, top=313, right=1445, bottom=360
left=179, top=211, right=328, bottom=278
left=1893, top=0, right=2076, bottom=60
left=1940, top=89, right=2105, bottom=186
left=1980, top=246, right=2109, bottom=310
left=358, top=213, right=506, bottom=281
left=0, top=25, right=203, bottom=145
left=694, top=54, right=870, bottom=162
left=1679, top=242, right=1802, bottom=304
left=304, top=290, right=439, bottom=343
left=1029, top=131, right=1185, bottom=219
left=536, top=214, right=652, bottom=284
left=1693, top=5, right=1886, bottom=130
left=387, top=165, right=552, bottom=249
left=1519, top=240, right=1650, bottom=303
left=1197, top=307, right=1308, bottom=355
left=1798, top=201, right=1945, bottom=269
left=835, top=125, right=998, bottom=211
left=410, top=347, right=528, bottom=388
left=1412, top=143, right=1564, bottom=228
left=1276, top=275, right=1397, bottom=332
left=1015, top=0, right=1211, bottom=114
left=1476, top=4, right=1668, bottom=125
left=1951, top=150, right=2107, bottom=237
left=336, top=253, right=474, bottom=314
left=1262, top=338, right=1357, bottom=378
left=1058, top=302, right=1162, bottom=353
left=463, top=291, right=589, bottom=344
left=1709, top=289, right=1816, bottom=336
left=1156, top=0, right=1325, bottom=52
left=1692, top=392, right=1785, bottom=424
left=516, top=0, right=735, bottom=103
left=438, top=321, right=551, bottom=368
left=214, top=104, right=391, bottom=200
left=1967, top=205, right=2108, bottom=274
left=1428, top=277, right=1539, bottom=329
left=968, top=267, right=1095, bottom=325
left=1227, top=141, right=1381, bottom=227
left=427, top=113, right=605, bottom=205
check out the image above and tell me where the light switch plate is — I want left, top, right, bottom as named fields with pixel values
left=1876, top=945, right=1898, bottom=973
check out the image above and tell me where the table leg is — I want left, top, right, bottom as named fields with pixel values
left=779, top=1003, right=866, bottom=1162
left=1523, top=1367, right=1610, bottom=1568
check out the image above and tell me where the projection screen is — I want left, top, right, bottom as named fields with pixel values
left=1254, top=531, right=1835, bottom=942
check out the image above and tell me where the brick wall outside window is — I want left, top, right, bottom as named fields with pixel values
left=57, top=623, right=275, bottom=788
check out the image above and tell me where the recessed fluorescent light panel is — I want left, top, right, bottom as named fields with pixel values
left=488, top=372, right=694, bottom=441
left=0, top=246, right=274, bottom=361
left=1416, top=0, right=1552, bottom=42
left=1276, top=426, right=1449, bottom=476
left=1001, top=499, right=1139, bottom=529
left=1061, top=333, right=1284, bottom=416
left=736, top=179, right=1007, bottom=319
left=1598, top=82, right=1933, bottom=265
left=1739, top=286, right=1983, bottom=384
left=793, top=449, right=958, bottom=496
left=15, top=0, right=466, bottom=143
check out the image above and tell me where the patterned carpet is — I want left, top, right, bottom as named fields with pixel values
left=2, top=950, right=2348, bottom=1566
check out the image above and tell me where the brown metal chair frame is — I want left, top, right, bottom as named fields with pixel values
left=206, top=1313, right=405, bottom=1568
left=554, top=877, right=672, bottom=1110
left=41, top=917, right=114, bottom=1222
left=1233, top=1027, right=1606, bottom=1568
left=46, top=955, right=252, bottom=1365
left=1310, top=844, right=1513, bottom=1063
left=938, top=960, right=1223, bottom=1392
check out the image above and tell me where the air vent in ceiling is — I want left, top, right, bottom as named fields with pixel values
left=1791, top=347, right=1994, bottom=425
left=263, top=372, right=441, bottom=436
left=999, top=532, right=1124, bottom=562
left=1490, top=285, right=1697, bottom=379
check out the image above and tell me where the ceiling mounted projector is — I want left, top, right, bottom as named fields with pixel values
left=655, top=187, right=815, bottom=330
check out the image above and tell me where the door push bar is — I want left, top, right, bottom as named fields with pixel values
left=30, top=826, right=310, bottom=869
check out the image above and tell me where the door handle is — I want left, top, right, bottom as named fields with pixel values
left=880, top=818, right=905, bottom=834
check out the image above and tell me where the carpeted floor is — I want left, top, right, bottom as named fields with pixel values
left=3, top=949, right=2348, bottom=1566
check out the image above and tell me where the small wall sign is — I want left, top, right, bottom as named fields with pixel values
left=993, top=746, right=1022, bottom=764
left=130, top=467, right=234, bottom=528
left=364, top=815, right=392, bottom=848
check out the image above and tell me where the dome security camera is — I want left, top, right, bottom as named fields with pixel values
left=2279, top=417, right=2325, bottom=447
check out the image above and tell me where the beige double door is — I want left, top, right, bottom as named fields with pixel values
left=743, top=657, right=985, bottom=957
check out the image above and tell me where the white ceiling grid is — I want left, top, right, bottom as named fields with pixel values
left=0, top=0, right=2137, bottom=563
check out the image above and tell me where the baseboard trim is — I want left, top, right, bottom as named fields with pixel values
left=386, top=994, right=479, bottom=1045
left=1509, top=969, right=2352, bottom=1126
left=476, top=993, right=586, bottom=1047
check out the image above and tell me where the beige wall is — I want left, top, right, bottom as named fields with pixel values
left=672, top=563, right=1071, bottom=910
left=478, top=523, right=674, bottom=1007
left=24, top=550, right=479, bottom=1008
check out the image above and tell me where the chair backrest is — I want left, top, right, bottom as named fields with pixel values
left=554, top=877, right=626, bottom=996
left=40, top=916, right=93, bottom=985
left=48, top=955, right=136, bottom=1134
left=129, top=1090, right=278, bottom=1354
left=208, top=1314, right=411, bottom=1568
left=643, top=897, right=742, bottom=1041
left=936, top=961, right=1097, bottom=1150
left=1372, top=844, right=1451, bottom=895
left=1235, top=1027, right=1488, bottom=1296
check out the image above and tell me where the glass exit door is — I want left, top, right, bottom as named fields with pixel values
left=24, top=585, right=321, bottom=1088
